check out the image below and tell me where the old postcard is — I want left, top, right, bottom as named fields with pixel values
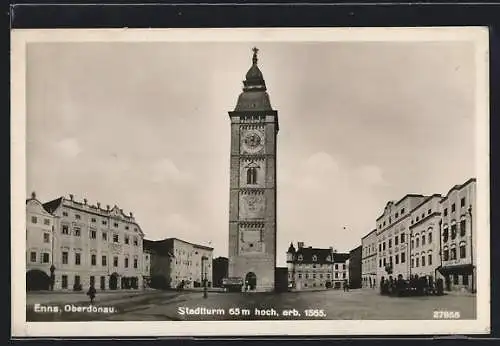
left=11, top=27, right=490, bottom=337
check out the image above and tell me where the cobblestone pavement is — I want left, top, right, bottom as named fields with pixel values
left=26, top=288, right=476, bottom=321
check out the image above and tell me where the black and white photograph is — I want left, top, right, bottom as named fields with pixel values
left=11, top=27, right=490, bottom=337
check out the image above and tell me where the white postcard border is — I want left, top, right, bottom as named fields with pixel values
left=11, top=27, right=490, bottom=337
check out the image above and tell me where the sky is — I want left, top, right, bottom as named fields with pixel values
left=26, top=41, right=477, bottom=266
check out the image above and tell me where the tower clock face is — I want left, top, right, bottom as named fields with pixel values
left=242, top=131, right=264, bottom=153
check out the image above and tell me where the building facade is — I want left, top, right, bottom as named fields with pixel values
left=144, top=238, right=213, bottom=289
left=361, top=229, right=378, bottom=288
left=142, top=250, right=152, bottom=288
left=26, top=193, right=57, bottom=291
left=348, top=245, right=362, bottom=289
left=437, top=178, right=476, bottom=293
left=39, top=194, right=145, bottom=291
left=212, top=257, right=229, bottom=287
left=376, top=195, right=428, bottom=284
left=227, top=48, right=279, bottom=292
left=408, top=194, right=442, bottom=282
left=287, top=242, right=349, bottom=290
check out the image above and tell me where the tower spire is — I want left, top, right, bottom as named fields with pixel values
left=252, top=47, right=259, bottom=65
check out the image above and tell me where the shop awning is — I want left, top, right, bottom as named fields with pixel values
left=436, top=264, right=474, bottom=275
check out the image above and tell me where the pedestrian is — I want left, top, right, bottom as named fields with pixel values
left=87, top=284, right=96, bottom=304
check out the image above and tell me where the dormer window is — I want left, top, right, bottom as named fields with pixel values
left=312, top=255, right=317, bottom=262
left=298, top=255, right=303, bottom=261
left=326, top=255, right=331, bottom=262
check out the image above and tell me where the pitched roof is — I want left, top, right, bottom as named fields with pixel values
left=42, top=197, right=64, bottom=214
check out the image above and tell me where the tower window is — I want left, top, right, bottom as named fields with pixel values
left=247, top=167, right=258, bottom=185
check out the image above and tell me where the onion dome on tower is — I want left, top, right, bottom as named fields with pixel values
left=234, top=47, right=273, bottom=112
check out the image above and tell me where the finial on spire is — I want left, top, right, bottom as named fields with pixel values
left=252, top=47, right=259, bottom=65
left=31, top=191, right=36, bottom=199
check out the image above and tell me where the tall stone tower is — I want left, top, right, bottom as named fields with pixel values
left=227, top=48, right=279, bottom=292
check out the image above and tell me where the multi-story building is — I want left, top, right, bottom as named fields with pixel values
left=348, top=245, right=362, bottom=289
left=437, top=178, right=476, bottom=293
left=40, top=194, right=145, bottom=291
left=376, top=194, right=428, bottom=284
left=144, top=238, right=213, bottom=289
left=408, top=194, right=443, bottom=281
left=286, top=242, right=349, bottom=290
left=361, top=229, right=378, bottom=288
left=142, top=250, right=152, bottom=288
left=212, top=257, right=229, bottom=287
left=26, top=192, right=57, bottom=291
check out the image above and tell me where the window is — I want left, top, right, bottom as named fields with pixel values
left=451, top=203, right=456, bottom=212
left=411, top=258, right=414, bottom=268
left=428, top=254, right=432, bottom=265
left=30, top=251, right=36, bottom=262
left=388, top=239, right=392, bottom=248
left=421, top=255, right=426, bottom=267
left=42, top=253, right=49, bottom=263
left=383, top=258, right=386, bottom=266
left=416, top=257, right=419, bottom=267
left=379, top=259, right=382, bottom=267
left=422, top=235, right=426, bottom=246
left=74, top=227, right=81, bottom=237
left=416, top=216, right=419, bottom=222
left=102, top=220, right=107, bottom=225
left=460, top=244, right=466, bottom=258
left=343, top=272, right=346, bottom=278
left=113, top=234, right=119, bottom=243
left=90, top=230, right=97, bottom=239
left=134, top=237, right=138, bottom=246
left=443, top=249, right=449, bottom=261
left=247, top=167, right=257, bottom=185
left=395, top=212, right=398, bottom=218
left=460, top=220, right=466, bottom=237
left=343, top=264, right=346, bottom=270
left=401, top=208, right=405, bottom=214
left=125, top=257, right=129, bottom=268
left=305, top=274, right=309, bottom=279
left=383, top=242, right=386, bottom=251
left=75, top=214, right=81, bottom=220
left=125, top=225, right=129, bottom=230
left=125, top=236, right=130, bottom=245
left=379, top=243, right=382, bottom=252
left=461, top=197, right=466, bottom=207
left=312, top=274, right=316, bottom=279
left=31, top=216, right=37, bottom=224
left=62, top=275, right=68, bottom=289
left=335, top=264, right=339, bottom=270
left=75, top=275, right=81, bottom=287
left=90, top=276, right=95, bottom=287
left=43, top=233, right=50, bottom=243
left=411, top=240, right=414, bottom=249
left=75, top=253, right=81, bottom=265
left=444, top=208, right=448, bottom=216
left=327, top=273, right=331, bottom=279
left=451, top=224, right=457, bottom=239
left=421, top=213, right=425, bottom=219
left=298, top=274, right=302, bottom=279
left=62, top=211, right=68, bottom=217
left=113, top=256, right=118, bottom=267
left=319, top=274, right=323, bottom=279
left=102, top=255, right=107, bottom=266
left=62, top=225, right=69, bottom=235
left=395, top=235, right=399, bottom=245
left=401, top=233, right=405, bottom=243
left=335, top=273, right=338, bottom=278
left=428, top=232, right=433, bottom=244
left=395, top=254, right=399, bottom=264
left=428, top=209, right=431, bottom=215
left=443, top=228, right=449, bottom=242
left=114, top=222, right=119, bottom=228
left=453, top=274, right=459, bottom=285
left=62, top=251, right=68, bottom=264
left=416, top=238, right=419, bottom=247
left=401, top=252, right=406, bottom=263
left=463, top=275, right=469, bottom=286
left=102, top=232, right=108, bottom=241
left=44, top=219, right=50, bottom=225
left=91, top=254, right=96, bottom=266
left=91, top=218, right=96, bottom=223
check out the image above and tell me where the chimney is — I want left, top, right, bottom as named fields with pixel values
left=130, top=212, right=133, bottom=218
left=107, top=205, right=110, bottom=211
left=97, top=202, right=101, bottom=209
left=31, top=191, right=36, bottom=199
left=329, top=246, right=333, bottom=251
left=69, top=194, right=74, bottom=201
left=297, top=242, right=304, bottom=249
left=83, top=198, right=87, bottom=205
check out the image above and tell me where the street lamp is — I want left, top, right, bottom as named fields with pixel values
left=202, top=255, right=208, bottom=298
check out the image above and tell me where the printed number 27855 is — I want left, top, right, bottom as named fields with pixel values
left=433, top=311, right=461, bottom=319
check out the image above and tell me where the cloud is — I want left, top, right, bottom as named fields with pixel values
left=355, top=165, right=388, bottom=186
left=54, top=137, right=82, bottom=158
left=295, top=152, right=340, bottom=191
left=151, top=158, right=191, bottom=183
